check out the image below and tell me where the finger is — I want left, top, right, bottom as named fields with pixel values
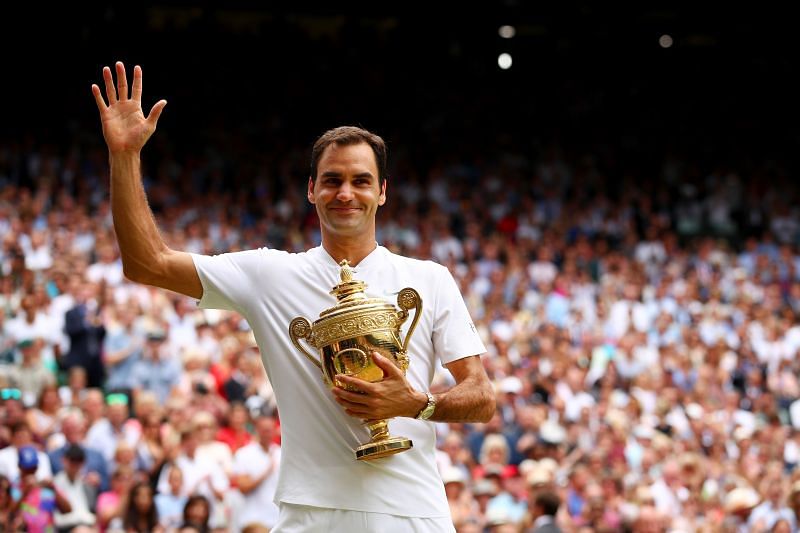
left=116, top=61, right=128, bottom=100
left=371, top=352, right=400, bottom=377
left=146, top=100, right=167, bottom=126
left=91, top=84, right=107, bottom=112
left=103, top=66, right=117, bottom=105
left=132, top=65, right=142, bottom=102
left=335, top=375, right=376, bottom=394
left=331, top=387, right=370, bottom=404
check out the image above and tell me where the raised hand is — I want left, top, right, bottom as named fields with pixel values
left=91, top=61, right=167, bottom=154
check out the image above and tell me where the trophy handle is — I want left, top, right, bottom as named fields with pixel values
left=397, top=288, right=423, bottom=356
left=289, top=317, right=323, bottom=373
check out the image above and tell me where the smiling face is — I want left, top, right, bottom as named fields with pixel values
left=308, top=142, right=386, bottom=245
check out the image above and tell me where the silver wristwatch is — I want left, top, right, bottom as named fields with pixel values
left=416, top=392, right=436, bottom=420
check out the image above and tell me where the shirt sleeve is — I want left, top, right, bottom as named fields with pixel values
left=191, top=250, right=267, bottom=314
left=432, top=265, right=486, bottom=365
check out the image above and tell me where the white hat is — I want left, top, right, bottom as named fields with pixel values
left=539, top=420, right=566, bottom=445
left=633, top=425, right=655, bottom=440
left=526, top=467, right=553, bottom=487
left=685, top=403, right=704, bottom=420
left=733, top=425, right=754, bottom=442
left=441, top=466, right=466, bottom=485
left=499, top=376, right=523, bottom=394
left=724, top=487, right=760, bottom=512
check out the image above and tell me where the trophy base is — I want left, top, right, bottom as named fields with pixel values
left=355, top=437, right=413, bottom=461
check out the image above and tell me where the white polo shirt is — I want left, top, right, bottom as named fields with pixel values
left=192, top=245, right=485, bottom=517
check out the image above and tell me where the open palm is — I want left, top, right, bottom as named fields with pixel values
left=92, top=62, right=166, bottom=154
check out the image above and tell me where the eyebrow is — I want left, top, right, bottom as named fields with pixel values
left=320, top=171, right=375, bottom=179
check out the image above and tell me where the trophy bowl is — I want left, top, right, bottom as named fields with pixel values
left=289, top=260, right=422, bottom=460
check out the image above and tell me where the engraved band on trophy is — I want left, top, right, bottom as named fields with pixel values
left=289, top=260, right=422, bottom=461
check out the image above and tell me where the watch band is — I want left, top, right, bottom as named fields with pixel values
left=416, top=392, right=436, bottom=420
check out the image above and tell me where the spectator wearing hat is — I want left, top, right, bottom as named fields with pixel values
left=5, top=338, right=55, bottom=406
left=724, top=486, right=761, bottom=532
left=439, top=465, right=472, bottom=528
left=131, top=328, right=181, bottom=404
left=9, top=445, right=71, bottom=532
left=472, top=478, right=498, bottom=528
left=53, top=444, right=97, bottom=531
left=85, top=392, right=140, bottom=464
left=0, top=421, right=53, bottom=483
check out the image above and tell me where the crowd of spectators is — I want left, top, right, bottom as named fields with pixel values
left=2, top=130, right=800, bottom=533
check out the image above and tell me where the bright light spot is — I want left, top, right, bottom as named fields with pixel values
left=499, top=25, right=516, bottom=39
left=659, top=34, right=673, bottom=48
left=498, top=53, right=513, bottom=69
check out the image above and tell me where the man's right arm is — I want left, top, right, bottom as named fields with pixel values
left=110, top=152, right=201, bottom=299
left=93, top=62, right=202, bottom=300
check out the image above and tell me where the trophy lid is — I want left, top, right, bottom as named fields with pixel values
left=318, top=260, right=395, bottom=319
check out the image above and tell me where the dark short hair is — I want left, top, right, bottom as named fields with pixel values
left=310, top=126, right=388, bottom=185
left=63, top=444, right=86, bottom=463
left=535, top=490, right=561, bottom=516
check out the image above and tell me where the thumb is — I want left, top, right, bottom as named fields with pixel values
left=372, top=352, right=401, bottom=378
left=147, top=99, right=167, bottom=125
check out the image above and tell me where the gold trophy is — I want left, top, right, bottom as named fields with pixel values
left=289, top=260, right=422, bottom=460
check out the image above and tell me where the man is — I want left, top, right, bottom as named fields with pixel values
left=63, top=281, right=106, bottom=388
left=525, top=490, right=562, bottom=533
left=92, top=62, right=495, bottom=531
left=232, top=413, right=281, bottom=530
left=52, top=444, right=97, bottom=531
left=130, top=329, right=180, bottom=404
left=85, top=392, right=140, bottom=464
left=48, top=409, right=109, bottom=492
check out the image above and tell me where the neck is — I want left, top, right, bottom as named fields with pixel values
left=321, top=238, right=377, bottom=267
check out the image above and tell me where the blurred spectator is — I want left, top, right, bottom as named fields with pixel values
left=157, top=431, right=228, bottom=529
left=155, top=465, right=186, bottom=531
left=131, top=329, right=180, bottom=404
left=64, top=281, right=106, bottom=388
left=0, top=421, right=52, bottom=483
left=215, top=402, right=252, bottom=453
left=123, top=481, right=161, bottom=533
left=86, top=392, right=139, bottom=465
left=9, top=445, right=70, bottom=531
left=96, top=465, right=135, bottom=531
left=232, top=413, right=280, bottom=531
left=180, top=494, right=211, bottom=533
left=49, top=409, right=109, bottom=492
left=52, top=443, right=97, bottom=530
left=5, top=338, right=55, bottom=406
left=525, top=489, right=562, bottom=533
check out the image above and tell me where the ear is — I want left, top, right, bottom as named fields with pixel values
left=378, top=179, right=387, bottom=206
left=307, top=177, right=315, bottom=204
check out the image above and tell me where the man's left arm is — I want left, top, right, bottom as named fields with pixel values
left=333, top=353, right=495, bottom=423
left=422, top=355, right=495, bottom=422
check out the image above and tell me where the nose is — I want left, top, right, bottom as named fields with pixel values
left=336, top=182, right=354, bottom=202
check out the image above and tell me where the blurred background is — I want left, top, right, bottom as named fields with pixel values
left=3, top=4, right=800, bottom=533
